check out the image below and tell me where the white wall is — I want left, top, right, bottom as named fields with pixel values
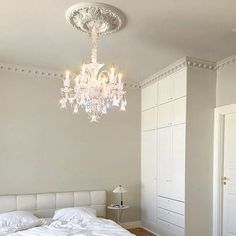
left=0, top=70, right=141, bottom=222
left=185, top=66, right=216, bottom=236
left=217, top=56, right=236, bottom=107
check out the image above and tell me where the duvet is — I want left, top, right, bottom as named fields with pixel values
left=7, top=218, right=134, bottom=236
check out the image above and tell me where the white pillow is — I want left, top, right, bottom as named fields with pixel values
left=53, top=207, right=96, bottom=222
left=0, top=211, right=41, bottom=233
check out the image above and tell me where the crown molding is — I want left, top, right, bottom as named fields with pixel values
left=140, top=56, right=216, bottom=88
left=2, top=55, right=236, bottom=90
left=0, top=62, right=64, bottom=79
left=216, top=54, right=236, bottom=70
left=186, top=56, right=216, bottom=70
left=140, top=57, right=187, bottom=88
left=0, top=62, right=139, bottom=89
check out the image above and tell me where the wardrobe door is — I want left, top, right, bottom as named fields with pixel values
left=172, top=97, right=186, bottom=125
left=157, top=127, right=172, bottom=199
left=172, top=124, right=186, bottom=201
left=173, top=69, right=187, bottom=100
left=141, top=130, right=157, bottom=179
left=141, top=82, right=157, bottom=111
left=141, top=107, right=157, bottom=131
left=141, top=130, right=157, bottom=224
left=157, top=76, right=173, bottom=105
left=141, top=177, right=156, bottom=224
left=157, top=103, right=172, bottom=128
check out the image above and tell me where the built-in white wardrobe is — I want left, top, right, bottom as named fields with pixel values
left=141, top=57, right=216, bottom=236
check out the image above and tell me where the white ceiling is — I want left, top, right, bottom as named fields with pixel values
left=0, top=0, right=236, bottom=82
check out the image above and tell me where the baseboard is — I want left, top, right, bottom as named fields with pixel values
left=141, top=226, right=160, bottom=236
left=120, top=221, right=142, bottom=229
left=120, top=221, right=161, bottom=236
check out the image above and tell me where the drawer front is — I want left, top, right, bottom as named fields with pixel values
left=157, top=208, right=185, bottom=228
left=158, top=219, right=184, bottom=236
left=157, top=197, right=185, bottom=215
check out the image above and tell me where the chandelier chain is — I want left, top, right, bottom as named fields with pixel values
left=91, top=25, right=98, bottom=64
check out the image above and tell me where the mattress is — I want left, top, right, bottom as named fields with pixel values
left=7, top=217, right=134, bottom=236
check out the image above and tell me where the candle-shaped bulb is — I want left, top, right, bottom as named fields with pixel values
left=64, top=70, right=70, bottom=87
left=75, top=76, right=79, bottom=86
left=118, top=73, right=122, bottom=83
left=66, top=70, right=70, bottom=79
left=110, top=65, right=115, bottom=76
left=82, top=64, right=86, bottom=74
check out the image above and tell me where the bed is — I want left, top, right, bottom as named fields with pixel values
left=0, top=191, right=134, bottom=236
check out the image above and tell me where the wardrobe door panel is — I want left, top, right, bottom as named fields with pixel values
left=141, top=107, right=157, bottom=131
left=141, top=82, right=157, bottom=111
left=157, top=76, right=173, bottom=105
left=172, top=124, right=186, bottom=201
left=141, top=130, right=157, bottom=179
left=157, top=103, right=172, bottom=128
left=173, top=97, right=186, bottom=125
left=141, top=130, right=157, bottom=225
left=157, top=127, right=172, bottom=198
left=173, top=69, right=187, bottom=100
left=141, top=177, right=156, bottom=223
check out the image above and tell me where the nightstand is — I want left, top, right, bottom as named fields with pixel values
left=107, top=205, right=130, bottom=223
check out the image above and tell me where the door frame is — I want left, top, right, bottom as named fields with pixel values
left=213, top=103, right=236, bottom=236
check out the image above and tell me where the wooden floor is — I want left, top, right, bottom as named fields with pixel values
left=128, top=228, right=155, bottom=236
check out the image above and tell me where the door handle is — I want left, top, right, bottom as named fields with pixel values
left=223, top=176, right=230, bottom=185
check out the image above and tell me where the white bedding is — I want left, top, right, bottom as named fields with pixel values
left=7, top=218, right=134, bottom=236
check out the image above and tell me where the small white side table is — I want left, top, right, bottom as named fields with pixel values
left=107, top=205, right=130, bottom=223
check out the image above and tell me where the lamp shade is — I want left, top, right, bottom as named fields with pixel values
left=113, top=185, right=128, bottom=193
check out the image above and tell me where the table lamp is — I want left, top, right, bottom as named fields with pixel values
left=113, top=185, right=128, bottom=206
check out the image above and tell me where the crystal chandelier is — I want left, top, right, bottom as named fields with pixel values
left=59, top=3, right=127, bottom=122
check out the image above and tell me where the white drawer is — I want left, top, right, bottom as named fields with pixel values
left=158, top=219, right=184, bottom=236
left=157, top=196, right=185, bottom=215
left=157, top=208, right=185, bottom=228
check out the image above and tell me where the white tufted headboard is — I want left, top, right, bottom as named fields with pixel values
left=0, top=191, right=106, bottom=218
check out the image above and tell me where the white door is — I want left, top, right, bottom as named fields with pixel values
left=141, top=82, right=157, bottom=111
left=173, top=69, right=187, bottom=100
left=157, top=127, right=172, bottom=199
left=223, top=113, right=236, bottom=236
left=157, top=76, right=173, bottom=105
left=157, top=103, right=172, bottom=128
left=141, top=107, right=157, bottom=131
left=172, top=97, right=186, bottom=125
left=172, top=124, right=186, bottom=202
left=141, top=130, right=157, bottom=224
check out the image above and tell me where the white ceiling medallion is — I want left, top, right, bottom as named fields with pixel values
left=65, top=2, right=125, bottom=35
left=60, top=2, right=127, bottom=123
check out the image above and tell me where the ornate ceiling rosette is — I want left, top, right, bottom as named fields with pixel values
left=65, top=2, right=126, bottom=35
